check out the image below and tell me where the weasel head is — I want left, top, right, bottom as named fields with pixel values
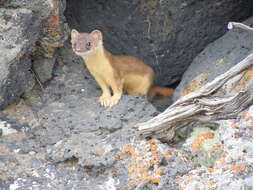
left=71, top=29, right=103, bottom=56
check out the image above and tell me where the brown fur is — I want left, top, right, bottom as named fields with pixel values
left=71, top=29, right=174, bottom=107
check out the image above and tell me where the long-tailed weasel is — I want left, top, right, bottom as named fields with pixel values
left=71, top=29, right=174, bottom=107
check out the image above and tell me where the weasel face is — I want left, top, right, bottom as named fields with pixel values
left=71, top=29, right=103, bottom=56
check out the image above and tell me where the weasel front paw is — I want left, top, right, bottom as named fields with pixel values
left=99, top=94, right=121, bottom=107
left=107, top=94, right=121, bottom=107
left=99, top=94, right=111, bottom=107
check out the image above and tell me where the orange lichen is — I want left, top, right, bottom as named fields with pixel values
left=152, top=151, right=161, bottom=157
left=240, top=111, right=249, bottom=115
left=84, top=159, right=92, bottom=163
left=215, top=152, right=228, bottom=168
left=115, top=154, right=124, bottom=159
left=184, top=179, right=191, bottom=185
left=150, top=139, right=157, bottom=145
left=244, top=70, right=253, bottom=78
left=151, top=177, right=161, bottom=184
left=141, top=175, right=149, bottom=181
left=150, top=144, right=157, bottom=151
left=120, top=140, right=167, bottom=188
left=208, top=145, right=221, bottom=152
left=181, top=73, right=208, bottom=97
left=139, top=167, right=148, bottom=174
left=234, top=69, right=253, bottom=91
left=165, top=150, right=173, bottom=157
left=207, top=168, right=214, bottom=173
left=132, top=152, right=140, bottom=158
left=130, top=174, right=137, bottom=180
left=150, top=158, right=160, bottom=165
left=208, top=181, right=216, bottom=185
left=245, top=116, right=253, bottom=121
left=230, top=164, right=246, bottom=172
left=231, top=122, right=239, bottom=129
left=9, top=162, right=17, bottom=167
left=122, top=145, right=135, bottom=154
left=155, top=169, right=164, bottom=175
left=233, top=133, right=241, bottom=138
left=191, top=132, right=214, bottom=151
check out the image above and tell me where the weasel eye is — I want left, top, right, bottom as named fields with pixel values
left=86, top=42, right=91, bottom=48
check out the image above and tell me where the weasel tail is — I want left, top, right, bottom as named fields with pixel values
left=147, top=86, right=174, bottom=102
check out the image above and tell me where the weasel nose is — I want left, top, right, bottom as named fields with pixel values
left=76, top=47, right=82, bottom=51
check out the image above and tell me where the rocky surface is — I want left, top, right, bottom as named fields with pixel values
left=1, top=0, right=253, bottom=189
left=0, top=0, right=67, bottom=110
left=179, top=106, right=253, bottom=190
left=0, top=7, right=36, bottom=109
left=0, top=43, right=195, bottom=190
left=65, top=0, right=253, bottom=86
left=31, top=0, right=68, bottom=83
left=1, top=44, right=253, bottom=189
left=173, top=16, right=253, bottom=101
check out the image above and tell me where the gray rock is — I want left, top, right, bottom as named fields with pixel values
left=24, top=43, right=158, bottom=146
left=31, top=0, right=68, bottom=83
left=178, top=105, right=253, bottom=190
left=0, top=0, right=68, bottom=110
left=173, top=16, right=253, bottom=101
left=32, top=56, right=57, bottom=83
left=0, top=43, right=171, bottom=190
left=0, top=8, right=36, bottom=109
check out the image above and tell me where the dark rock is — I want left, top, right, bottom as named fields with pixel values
left=28, top=158, right=44, bottom=168
left=0, top=0, right=68, bottom=110
left=31, top=0, right=69, bottom=83
left=32, top=55, right=57, bottom=83
left=65, top=0, right=253, bottom=86
left=0, top=8, right=36, bottom=109
left=24, top=43, right=157, bottom=147
left=173, top=16, right=253, bottom=101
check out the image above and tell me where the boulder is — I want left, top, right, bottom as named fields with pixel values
left=179, top=105, right=253, bottom=190
left=173, top=17, right=253, bottom=101
left=0, top=8, right=36, bottom=109
left=0, top=0, right=68, bottom=110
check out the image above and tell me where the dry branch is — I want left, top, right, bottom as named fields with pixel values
left=228, top=22, right=253, bottom=32
left=137, top=28, right=253, bottom=141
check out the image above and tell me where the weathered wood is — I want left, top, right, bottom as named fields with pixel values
left=137, top=43, right=253, bottom=142
left=228, top=22, right=253, bottom=32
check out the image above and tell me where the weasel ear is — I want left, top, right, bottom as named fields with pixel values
left=71, top=29, right=79, bottom=39
left=90, top=30, right=103, bottom=42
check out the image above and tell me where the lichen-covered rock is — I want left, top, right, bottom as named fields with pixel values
left=1, top=42, right=253, bottom=190
left=183, top=126, right=221, bottom=168
left=65, top=0, right=253, bottom=86
left=0, top=0, right=68, bottom=110
left=32, top=0, right=69, bottom=83
left=173, top=16, right=253, bottom=101
left=179, top=105, right=253, bottom=190
left=0, top=8, right=37, bottom=109
left=0, top=43, right=197, bottom=190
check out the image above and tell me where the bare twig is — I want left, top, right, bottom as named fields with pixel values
left=30, top=67, right=45, bottom=92
left=228, top=22, right=253, bottom=32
